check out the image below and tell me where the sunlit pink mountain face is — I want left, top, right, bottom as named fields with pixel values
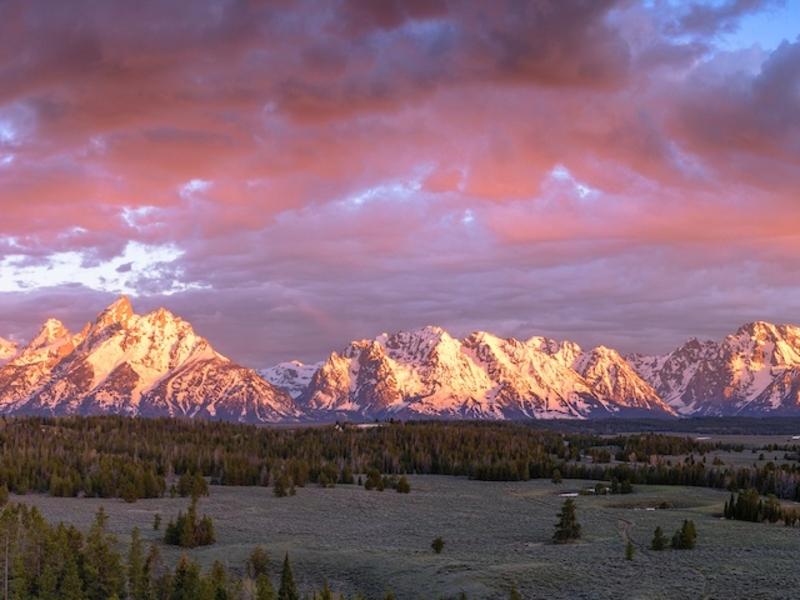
left=4, top=297, right=800, bottom=422
left=1, top=0, right=799, bottom=371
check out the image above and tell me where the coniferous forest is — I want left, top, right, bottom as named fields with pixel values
left=0, top=416, right=799, bottom=503
left=0, top=501, right=381, bottom=600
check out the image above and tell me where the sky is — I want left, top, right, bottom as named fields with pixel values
left=0, top=0, right=799, bottom=367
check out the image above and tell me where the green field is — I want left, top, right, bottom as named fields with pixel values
left=13, top=475, right=800, bottom=599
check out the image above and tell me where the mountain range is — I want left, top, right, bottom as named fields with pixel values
left=1, top=297, right=799, bottom=422
left=0, top=297, right=297, bottom=422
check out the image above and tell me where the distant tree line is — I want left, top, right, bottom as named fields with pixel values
left=1, top=416, right=800, bottom=502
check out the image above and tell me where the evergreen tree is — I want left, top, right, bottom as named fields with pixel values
left=255, top=574, right=276, bottom=600
left=171, top=555, right=202, bottom=600
left=625, top=540, right=634, bottom=561
left=670, top=529, right=682, bottom=550
left=510, top=586, right=523, bottom=600
left=551, top=469, right=562, bottom=484
left=60, top=552, right=84, bottom=600
left=724, top=493, right=735, bottom=519
left=650, top=526, right=667, bottom=551
left=145, top=543, right=165, bottom=591
left=552, top=499, right=581, bottom=543
left=128, top=527, right=149, bottom=600
left=278, top=553, right=299, bottom=600
left=84, top=507, right=126, bottom=600
left=671, top=520, right=697, bottom=550
left=431, top=536, right=445, bottom=554
left=247, top=546, right=270, bottom=579
left=681, top=520, right=697, bottom=549
left=208, top=560, right=229, bottom=600
left=318, top=580, right=334, bottom=600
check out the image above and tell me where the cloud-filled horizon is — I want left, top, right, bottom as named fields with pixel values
left=1, top=0, right=799, bottom=367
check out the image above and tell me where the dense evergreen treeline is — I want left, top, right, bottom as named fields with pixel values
left=0, top=416, right=799, bottom=502
left=534, top=416, right=800, bottom=436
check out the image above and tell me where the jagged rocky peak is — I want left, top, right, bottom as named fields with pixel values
left=9, top=318, right=82, bottom=368
left=527, top=335, right=583, bottom=368
left=94, top=295, right=135, bottom=328
left=734, top=320, right=780, bottom=338
left=378, top=325, right=458, bottom=361
left=30, top=318, right=71, bottom=348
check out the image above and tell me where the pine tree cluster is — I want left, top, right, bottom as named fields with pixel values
left=0, top=502, right=398, bottom=600
left=163, top=497, right=215, bottom=548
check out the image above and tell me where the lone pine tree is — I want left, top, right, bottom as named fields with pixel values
left=553, top=498, right=581, bottom=543
left=278, top=553, right=299, bottom=600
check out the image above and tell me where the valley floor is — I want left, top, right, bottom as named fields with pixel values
left=12, top=476, right=800, bottom=599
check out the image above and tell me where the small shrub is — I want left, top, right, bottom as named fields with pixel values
left=396, top=476, right=411, bottom=494
left=431, top=537, right=445, bottom=554
left=651, top=526, right=667, bottom=551
left=364, top=469, right=384, bottom=491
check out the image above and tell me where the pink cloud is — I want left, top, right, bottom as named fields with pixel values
left=1, top=0, right=799, bottom=365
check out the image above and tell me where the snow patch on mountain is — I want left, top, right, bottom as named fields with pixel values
left=261, top=360, right=321, bottom=399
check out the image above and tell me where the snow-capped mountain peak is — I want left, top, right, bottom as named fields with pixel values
left=289, top=326, right=675, bottom=420
left=0, top=298, right=298, bottom=423
left=94, top=295, right=135, bottom=328
left=630, top=320, right=800, bottom=416
left=261, top=360, right=321, bottom=399
left=5, top=308, right=800, bottom=422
